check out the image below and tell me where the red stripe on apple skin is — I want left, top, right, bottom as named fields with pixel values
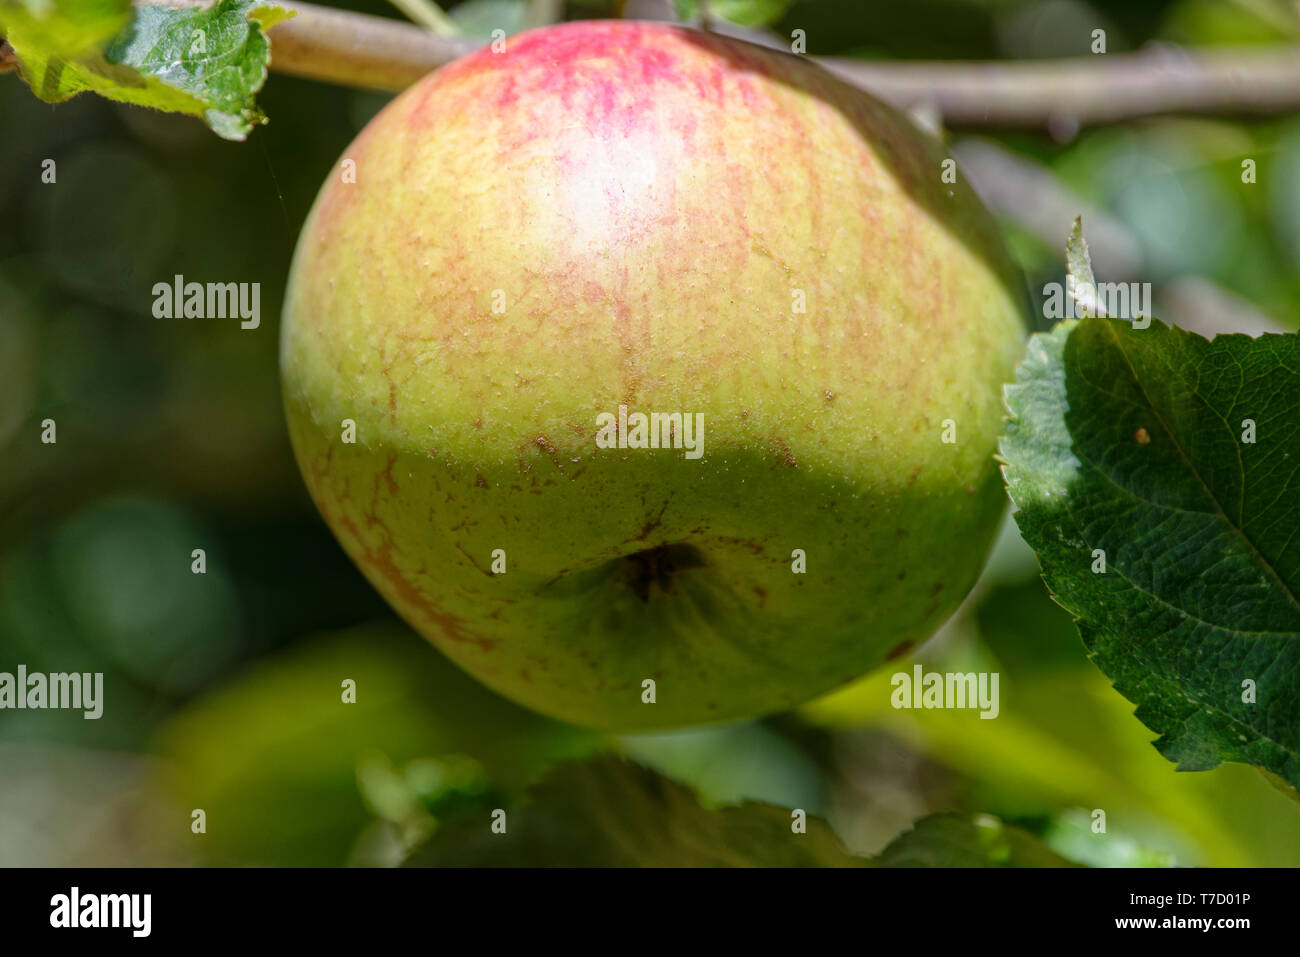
left=437, top=20, right=773, bottom=120
left=407, top=20, right=777, bottom=162
left=329, top=500, right=500, bottom=654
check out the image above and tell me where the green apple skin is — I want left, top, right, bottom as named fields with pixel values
left=281, top=20, right=1027, bottom=731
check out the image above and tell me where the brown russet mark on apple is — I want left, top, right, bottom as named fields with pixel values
left=715, top=535, right=766, bottom=557
left=349, top=515, right=496, bottom=651
left=454, top=542, right=496, bottom=579
left=908, top=465, right=923, bottom=486
left=378, top=454, right=400, bottom=496
left=616, top=308, right=645, bottom=411
left=773, top=437, right=797, bottom=468
left=750, top=236, right=794, bottom=278
left=316, top=473, right=498, bottom=652
left=308, top=445, right=336, bottom=489
left=930, top=581, right=944, bottom=596
left=382, top=366, right=398, bottom=413
left=632, top=498, right=672, bottom=543
left=531, top=434, right=564, bottom=469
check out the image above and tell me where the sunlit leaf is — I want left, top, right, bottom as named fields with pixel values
left=1, top=0, right=292, bottom=139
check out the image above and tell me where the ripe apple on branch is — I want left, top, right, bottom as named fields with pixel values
left=280, top=19, right=1027, bottom=729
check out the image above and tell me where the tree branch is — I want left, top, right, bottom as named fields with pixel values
left=822, top=44, right=1300, bottom=131
left=136, top=1, right=1300, bottom=128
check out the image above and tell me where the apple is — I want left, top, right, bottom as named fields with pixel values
left=280, top=20, right=1027, bottom=731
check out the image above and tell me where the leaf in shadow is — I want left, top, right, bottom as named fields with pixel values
left=403, top=757, right=1075, bottom=867
left=1002, top=243, right=1300, bottom=786
left=876, top=812, right=1080, bottom=868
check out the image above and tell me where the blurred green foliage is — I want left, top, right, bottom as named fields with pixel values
left=799, top=521, right=1300, bottom=866
left=2, top=0, right=1298, bottom=866
left=153, top=621, right=603, bottom=865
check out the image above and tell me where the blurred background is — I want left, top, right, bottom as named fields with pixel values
left=2, top=0, right=1299, bottom=866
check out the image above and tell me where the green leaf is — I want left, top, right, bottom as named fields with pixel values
left=447, top=0, right=528, bottom=38
left=1038, top=809, right=1175, bottom=867
left=672, top=0, right=792, bottom=28
left=0, top=0, right=130, bottom=53
left=1002, top=307, right=1300, bottom=786
left=404, top=757, right=863, bottom=867
left=1, top=0, right=292, bottom=140
left=1064, top=215, right=1105, bottom=318
left=1064, top=216, right=1095, bottom=290
left=876, top=813, right=1081, bottom=868
left=403, top=757, right=1072, bottom=867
